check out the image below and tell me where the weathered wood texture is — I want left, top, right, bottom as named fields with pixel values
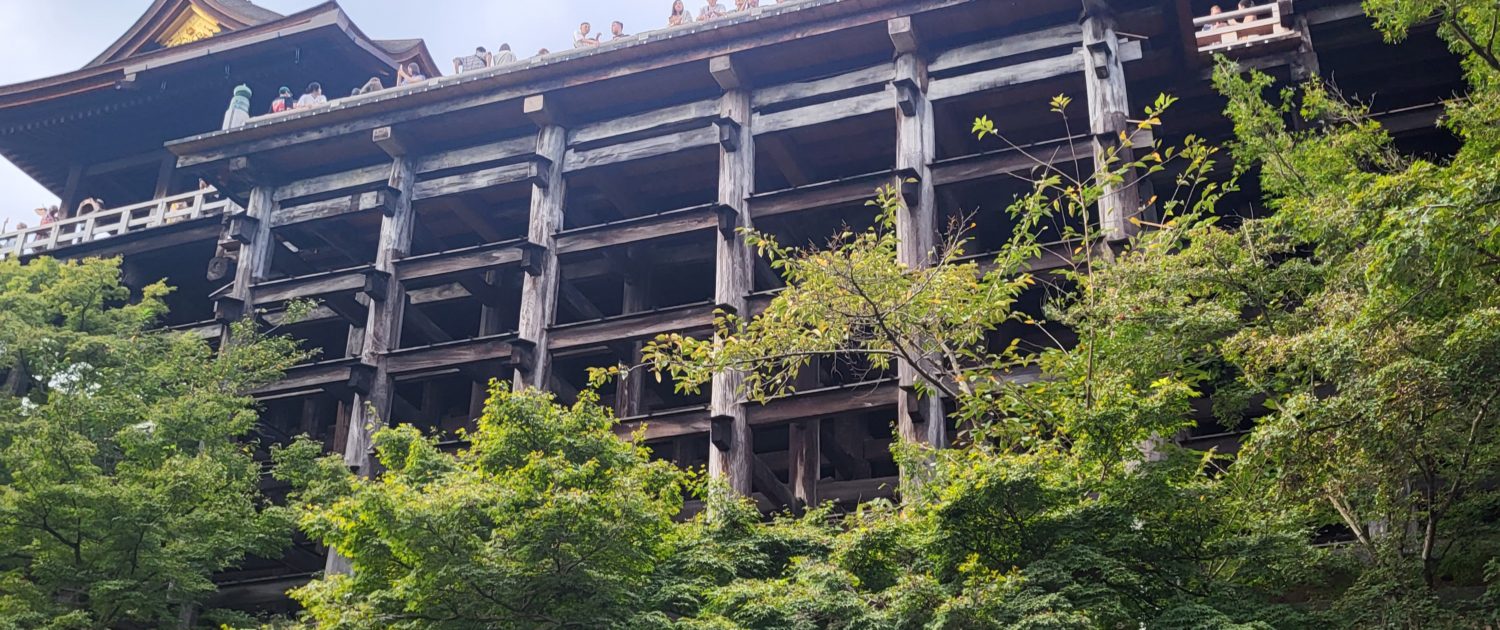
left=891, top=30, right=949, bottom=449
left=709, top=83, right=757, bottom=496
left=1082, top=8, right=1140, bottom=240
left=513, top=100, right=568, bottom=390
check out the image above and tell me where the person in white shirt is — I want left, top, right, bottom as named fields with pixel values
left=574, top=22, right=601, bottom=48
left=697, top=0, right=728, bottom=22
left=493, top=43, right=517, bottom=65
left=294, top=82, right=327, bottom=109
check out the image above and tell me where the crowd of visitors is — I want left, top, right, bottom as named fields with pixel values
left=1201, top=1, right=1261, bottom=33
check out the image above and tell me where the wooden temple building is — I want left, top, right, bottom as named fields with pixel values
left=0, top=0, right=1464, bottom=612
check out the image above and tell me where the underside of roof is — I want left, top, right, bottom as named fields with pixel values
left=89, top=0, right=288, bottom=68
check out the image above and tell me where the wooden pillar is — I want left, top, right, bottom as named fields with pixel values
left=1081, top=2, right=1140, bottom=241
left=890, top=17, right=948, bottom=450
left=789, top=419, right=821, bottom=510
left=327, top=128, right=416, bottom=575
left=614, top=250, right=653, bottom=418
left=708, top=56, right=756, bottom=496
left=153, top=153, right=177, bottom=199
left=469, top=270, right=504, bottom=417
left=216, top=181, right=276, bottom=345
left=514, top=94, right=568, bottom=391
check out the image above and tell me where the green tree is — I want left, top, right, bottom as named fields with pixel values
left=0, top=256, right=303, bottom=629
left=275, top=387, right=688, bottom=629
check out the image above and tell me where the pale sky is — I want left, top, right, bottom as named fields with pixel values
left=0, top=0, right=678, bottom=231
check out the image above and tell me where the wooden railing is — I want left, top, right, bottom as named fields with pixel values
left=1194, top=2, right=1299, bottom=54
left=0, top=188, right=235, bottom=259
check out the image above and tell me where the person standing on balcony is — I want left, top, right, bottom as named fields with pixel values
left=454, top=47, right=492, bottom=74
left=735, top=0, right=759, bottom=11
left=1202, top=5, right=1227, bottom=31
left=611, top=21, right=629, bottom=40
left=397, top=63, right=427, bottom=86
left=698, top=0, right=728, bottom=22
left=575, top=22, right=601, bottom=48
left=668, top=0, right=691, bottom=26
left=493, top=44, right=517, bottom=65
left=294, top=82, right=327, bottom=109
left=270, top=86, right=295, bottom=113
left=1234, top=0, right=1258, bottom=24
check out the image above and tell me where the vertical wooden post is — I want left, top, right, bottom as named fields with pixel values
left=789, top=419, right=821, bottom=510
left=1081, top=3, right=1140, bottom=241
left=153, top=153, right=177, bottom=200
left=708, top=56, right=756, bottom=496
left=890, top=17, right=948, bottom=450
left=614, top=248, right=652, bottom=418
left=327, top=128, right=416, bottom=575
left=218, top=182, right=276, bottom=345
left=514, top=94, right=567, bottom=391
left=469, top=270, right=504, bottom=418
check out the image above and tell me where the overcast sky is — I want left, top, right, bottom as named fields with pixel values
left=0, top=0, right=677, bottom=231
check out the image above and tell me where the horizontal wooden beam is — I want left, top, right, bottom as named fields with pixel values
left=927, top=40, right=1141, bottom=101
left=385, top=334, right=517, bottom=376
left=563, top=126, right=717, bottom=173
left=274, top=164, right=389, bottom=205
left=396, top=238, right=526, bottom=282
left=928, top=23, right=1082, bottom=74
left=569, top=99, right=720, bottom=149
left=751, top=62, right=892, bottom=110
left=929, top=134, right=1090, bottom=186
left=753, top=89, right=893, bottom=135
left=251, top=359, right=371, bottom=398
left=412, top=162, right=531, bottom=201
left=549, top=302, right=716, bottom=353
left=271, top=190, right=389, bottom=228
left=413, top=136, right=536, bottom=175
left=250, top=265, right=372, bottom=305
left=748, top=169, right=892, bottom=219
left=554, top=204, right=716, bottom=256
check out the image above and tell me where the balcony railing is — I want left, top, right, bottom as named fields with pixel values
left=1195, top=2, right=1300, bottom=54
left=0, top=188, right=235, bottom=260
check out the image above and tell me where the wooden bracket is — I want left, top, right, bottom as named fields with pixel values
left=901, top=385, right=929, bottom=425
left=893, top=77, right=921, bottom=117
left=213, top=296, right=245, bottom=324
left=346, top=363, right=377, bottom=396
left=710, top=414, right=735, bottom=450
left=524, top=94, right=561, bottom=127
left=375, top=185, right=402, bottom=217
left=888, top=16, right=920, bottom=54
left=714, top=203, right=740, bottom=236
left=508, top=338, right=538, bottom=372
left=714, top=301, right=740, bottom=318
left=527, top=155, right=555, bottom=189
left=519, top=241, right=548, bottom=276
left=225, top=213, right=260, bottom=245
left=362, top=269, right=392, bottom=302
left=897, top=167, right=922, bottom=207
left=710, top=55, right=744, bottom=91
left=373, top=126, right=409, bottom=158
left=1086, top=40, right=1113, bottom=79
left=714, top=117, right=743, bottom=152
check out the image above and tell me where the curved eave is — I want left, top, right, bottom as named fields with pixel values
left=88, top=0, right=289, bottom=68
left=0, top=3, right=428, bottom=112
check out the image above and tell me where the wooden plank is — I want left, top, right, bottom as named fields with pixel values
left=926, top=40, right=1141, bottom=102
left=274, top=164, right=389, bottom=204
left=250, top=266, right=370, bottom=305
left=549, top=302, right=715, bottom=352
left=569, top=98, right=720, bottom=148
left=271, top=190, right=387, bottom=227
left=396, top=238, right=526, bottom=282
left=709, top=89, right=757, bottom=496
left=928, top=23, right=1082, bottom=73
left=615, top=405, right=711, bottom=441
left=751, top=63, right=892, bottom=109
left=563, top=126, right=717, bottom=173
left=251, top=359, right=362, bottom=397
left=752, top=89, right=892, bottom=134
left=930, top=135, right=1090, bottom=186
left=749, top=169, right=891, bottom=219
left=753, top=455, right=796, bottom=511
left=554, top=204, right=716, bottom=255
left=412, top=162, right=531, bottom=201
left=819, top=476, right=899, bottom=505
left=748, top=380, right=898, bottom=426
left=386, top=335, right=516, bottom=375
left=414, top=136, right=536, bottom=175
